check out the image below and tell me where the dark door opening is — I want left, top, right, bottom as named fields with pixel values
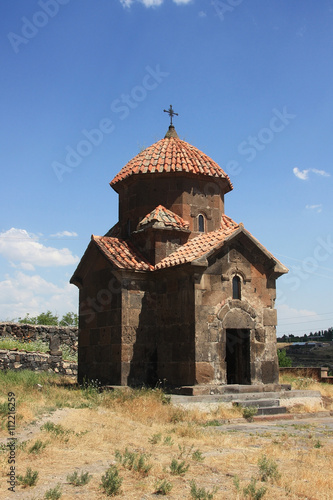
left=226, top=329, right=251, bottom=384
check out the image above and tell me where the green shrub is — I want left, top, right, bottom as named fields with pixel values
left=169, top=458, right=189, bottom=475
left=154, top=478, right=173, bottom=495
left=242, top=406, right=258, bottom=421
left=67, top=470, right=92, bottom=486
left=277, top=349, right=292, bottom=367
left=257, top=455, right=280, bottom=482
left=149, top=432, right=162, bottom=444
left=41, top=421, right=73, bottom=438
left=28, top=439, right=47, bottom=454
left=192, top=449, right=205, bottom=462
left=100, top=465, right=123, bottom=496
left=115, top=448, right=152, bottom=475
left=163, top=435, right=174, bottom=446
left=17, top=467, right=39, bottom=487
left=44, top=483, right=62, bottom=499
left=243, top=478, right=266, bottom=499
left=190, top=480, right=217, bottom=499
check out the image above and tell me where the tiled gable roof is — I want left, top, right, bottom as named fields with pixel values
left=88, top=215, right=287, bottom=275
left=155, top=215, right=239, bottom=270
left=92, top=235, right=153, bottom=271
left=110, top=134, right=233, bottom=192
left=137, top=205, right=190, bottom=231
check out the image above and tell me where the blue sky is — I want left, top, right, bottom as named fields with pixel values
left=0, top=0, right=332, bottom=336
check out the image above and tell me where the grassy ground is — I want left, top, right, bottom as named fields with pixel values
left=0, top=371, right=332, bottom=499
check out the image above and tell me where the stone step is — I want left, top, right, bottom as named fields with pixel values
left=233, top=399, right=280, bottom=409
left=256, top=406, right=287, bottom=416
left=173, top=383, right=291, bottom=396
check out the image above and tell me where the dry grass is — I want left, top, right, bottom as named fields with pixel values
left=0, top=371, right=333, bottom=499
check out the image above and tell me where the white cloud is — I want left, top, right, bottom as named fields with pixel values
left=306, top=204, right=323, bottom=213
left=0, top=228, right=79, bottom=270
left=198, top=11, right=207, bottom=18
left=293, top=167, right=309, bottom=180
left=293, top=167, right=330, bottom=180
left=0, top=271, right=78, bottom=321
left=276, top=303, right=321, bottom=337
left=311, top=168, right=330, bottom=177
left=120, top=0, right=134, bottom=7
left=50, top=231, right=78, bottom=238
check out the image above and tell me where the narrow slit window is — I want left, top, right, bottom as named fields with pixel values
left=232, top=276, right=241, bottom=300
left=198, top=214, right=205, bottom=232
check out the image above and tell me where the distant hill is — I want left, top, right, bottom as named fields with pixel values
left=280, top=343, right=333, bottom=373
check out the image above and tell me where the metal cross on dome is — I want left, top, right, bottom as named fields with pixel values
left=163, top=105, right=178, bottom=126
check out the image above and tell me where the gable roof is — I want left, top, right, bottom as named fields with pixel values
left=110, top=131, right=233, bottom=192
left=137, top=205, right=190, bottom=232
left=71, top=214, right=287, bottom=280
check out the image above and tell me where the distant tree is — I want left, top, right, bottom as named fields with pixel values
left=59, top=312, right=78, bottom=327
left=277, top=349, right=292, bottom=367
left=36, top=311, right=59, bottom=325
left=17, top=311, right=78, bottom=327
left=18, top=313, right=38, bottom=325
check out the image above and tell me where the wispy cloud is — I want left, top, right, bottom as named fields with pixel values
left=0, top=271, right=77, bottom=321
left=293, top=167, right=330, bottom=180
left=306, top=204, right=323, bottom=213
left=0, top=228, right=79, bottom=270
left=50, top=231, right=78, bottom=238
left=198, top=11, right=207, bottom=18
left=120, top=0, right=192, bottom=7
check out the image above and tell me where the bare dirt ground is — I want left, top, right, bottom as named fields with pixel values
left=1, top=405, right=333, bottom=500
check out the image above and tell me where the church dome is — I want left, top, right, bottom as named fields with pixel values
left=110, top=126, right=233, bottom=193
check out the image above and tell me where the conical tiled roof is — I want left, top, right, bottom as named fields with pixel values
left=110, top=127, right=233, bottom=192
left=137, top=205, right=190, bottom=232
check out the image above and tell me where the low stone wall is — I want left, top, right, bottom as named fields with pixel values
left=280, top=367, right=333, bottom=384
left=0, top=322, right=78, bottom=353
left=0, top=349, right=77, bottom=376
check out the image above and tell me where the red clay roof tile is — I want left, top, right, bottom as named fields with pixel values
left=110, top=133, right=233, bottom=192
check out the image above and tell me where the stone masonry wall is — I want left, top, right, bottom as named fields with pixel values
left=0, top=322, right=78, bottom=354
left=0, top=349, right=77, bottom=376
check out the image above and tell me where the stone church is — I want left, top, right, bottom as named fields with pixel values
left=71, top=110, right=288, bottom=391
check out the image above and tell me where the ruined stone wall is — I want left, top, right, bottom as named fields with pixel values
left=0, top=349, right=77, bottom=376
left=0, top=322, right=78, bottom=353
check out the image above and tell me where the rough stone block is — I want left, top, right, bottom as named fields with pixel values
left=195, top=362, right=214, bottom=384
left=263, top=308, right=277, bottom=326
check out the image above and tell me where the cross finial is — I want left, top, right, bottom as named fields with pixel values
left=163, top=105, right=178, bottom=126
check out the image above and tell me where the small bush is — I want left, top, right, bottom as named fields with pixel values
left=100, top=465, right=123, bottom=496
left=17, top=467, right=39, bottom=487
left=154, top=478, right=173, bottom=495
left=192, top=449, right=205, bottom=462
left=44, top=483, right=62, bottom=499
left=41, top=421, right=72, bottom=438
left=67, top=470, right=92, bottom=486
left=277, top=349, right=292, bottom=367
left=28, top=439, right=47, bottom=454
left=242, top=406, right=258, bottom=421
left=243, top=478, right=266, bottom=499
left=257, top=455, right=280, bottom=482
left=169, top=458, right=189, bottom=475
left=149, top=432, right=162, bottom=444
left=115, top=448, right=152, bottom=475
left=190, top=480, right=217, bottom=499
left=163, top=435, right=174, bottom=446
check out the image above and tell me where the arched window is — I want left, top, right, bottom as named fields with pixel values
left=198, top=214, right=205, bottom=232
left=232, top=276, right=241, bottom=300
